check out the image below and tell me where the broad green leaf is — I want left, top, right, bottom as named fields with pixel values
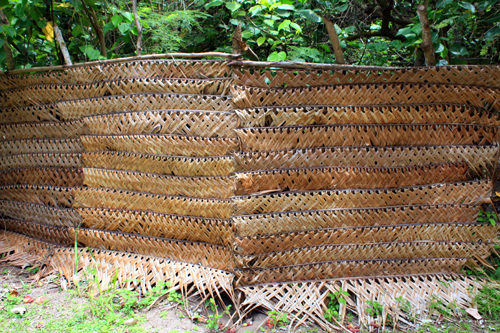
left=111, top=15, right=122, bottom=27
left=450, top=44, right=468, bottom=55
left=485, top=26, right=500, bottom=40
left=229, top=19, right=240, bottom=26
left=118, top=22, right=130, bottom=34
left=335, top=3, right=349, bottom=12
left=122, top=12, right=134, bottom=23
left=458, top=1, right=475, bottom=12
left=0, top=0, right=9, bottom=8
left=225, top=2, right=241, bottom=12
left=276, top=4, right=295, bottom=10
left=278, top=19, right=291, bottom=32
left=290, top=22, right=302, bottom=34
left=249, top=5, right=264, bottom=16
left=72, top=25, right=84, bottom=37
left=241, top=30, right=254, bottom=39
left=296, top=9, right=322, bottom=23
left=257, top=36, right=266, bottom=46
left=205, top=0, right=224, bottom=9
left=435, top=43, right=445, bottom=53
left=103, top=22, right=115, bottom=34
left=264, top=19, right=275, bottom=27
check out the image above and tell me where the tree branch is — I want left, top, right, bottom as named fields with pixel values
left=323, top=17, right=345, bottom=64
left=54, top=25, right=72, bottom=65
left=0, top=9, right=15, bottom=70
left=346, top=31, right=406, bottom=41
left=81, top=0, right=107, bottom=57
left=132, top=0, right=143, bottom=56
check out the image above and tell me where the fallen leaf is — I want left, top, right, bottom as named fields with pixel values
left=9, top=290, right=18, bottom=296
left=38, top=282, right=43, bottom=287
left=0, top=305, right=5, bottom=310
left=11, top=306, right=27, bottom=315
left=34, top=296, right=46, bottom=305
left=466, top=308, right=483, bottom=320
left=23, top=296, right=34, bottom=303
left=124, top=318, right=137, bottom=326
left=496, top=192, right=500, bottom=197
left=35, top=322, right=45, bottom=328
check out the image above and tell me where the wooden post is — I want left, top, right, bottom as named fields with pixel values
left=323, top=17, right=345, bottom=64
left=417, top=4, right=436, bottom=66
left=54, top=25, right=72, bottom=65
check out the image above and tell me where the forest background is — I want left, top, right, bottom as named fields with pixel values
left=0, top=0, right=499, bottom=71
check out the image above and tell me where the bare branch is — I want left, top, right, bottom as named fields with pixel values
left=132, top=0, right=143, bottom=56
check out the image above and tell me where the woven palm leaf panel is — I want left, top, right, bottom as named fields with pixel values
left=231, top=64, right=500, bottom=327
left=0, top=59, right=237, bottom=296
left=75, top=60, right=236, bottom=287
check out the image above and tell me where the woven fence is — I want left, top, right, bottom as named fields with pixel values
left=0, top=57, right=499, bottom=331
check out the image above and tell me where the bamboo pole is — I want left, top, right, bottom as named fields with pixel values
left=323, top=17, right=345, bottom=64
left=1, top=52, right=238, bottom=75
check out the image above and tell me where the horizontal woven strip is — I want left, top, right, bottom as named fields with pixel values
left=231, top=83, right=500, bottom=109
left=235, top=257, right=467, bottom=286
left=238, top=274, right=480, bottom=329
left=1, top=219, right=73, bottom=244
left=77, top=207, right=233, bottom=247
left=0, top=153, right=82, bottom=171
left=0, top=167, right=83, bottom=187
left=234, top=223, right=498, bottom=255
left=234, top=145, right=498, bottom=176
left=0, top=60, right=231, bottom=90
left=82, top=151, right=234, bottom=177
left=83, top=168, right=235, bottom=199
left=236, top=241, right=493, bottom=269
left=0, top=94, right=232, bottom=124
left=84, top=110, right=239, bottom=138
left=0, top=120, right=85, bottom=141
left=0, top=138, right=83, bottom=156
left=0, top=184, right=73, bottom=208
left=75, top=228, right=232, bottom=271
left=81, top=134, right=239, bottom=157
left=1, top=77, right=232, bottom=107
left=235, top=103, right=500, bottom=127
left=235, top=163, right=469, bottom=195
left=0, top=200, right=81, bottom=227
left=233, top=180, right=490, bottom=215
left=235, top=124, right=498, bottom=152
left=0, top=231, right=234, bottom=297
left=233, top=66, right=500, bottom=88
left=73, top=187, right=233, bottom=219
left=234, top=204, right=479, bottom=237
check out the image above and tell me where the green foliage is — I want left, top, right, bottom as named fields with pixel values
left=267, top=309, right=290, bottom=328
left=365, top=300, right=383, bottom=318
left=205, top=298, right=231, bottom=331
left=476, top=283, right=500, bottom=319
left=324, top=288, right=349, bottom=322
left=478, top=209, right=498, bottom=226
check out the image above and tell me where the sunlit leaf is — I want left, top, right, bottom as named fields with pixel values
left=42, top=22, right=54, bottom=42
left=257, top=36, right=266, bottom=46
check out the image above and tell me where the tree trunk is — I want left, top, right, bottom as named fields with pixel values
left=417, top=4, right=436, bottom=66
left=133, top=0, right=143, bottom=56
left=323, top=17, right=345, bottom=64
left=54, top=25, right=72, bottom=65
left=0, top=9, right=15, bottom=70
left=81, top=0, right=107, bottom=57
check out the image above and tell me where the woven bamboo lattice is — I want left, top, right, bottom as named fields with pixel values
left=235, top=103, right=500, bottom=127
left=0, top=185, right=73, bottom=207
left=234, top=145, right=497, bottom=175
left=238, top=274, right=481, bottom=330
left=76, top=207, right=233, bottom=247
left=0, top=94, right=232, bottom=124
left=82, top=151, right=234, bottom=177
left=235, top=258, right=468, bottom=286
left=0, top=60, right=231, bottom=90
left=233, top=65, right=500, bottom=88
left=0, top=138, right=83, bottom=156
left=235, top=241, right=493, bottom=269
left=81, top=134, right=239, bottom=157
left=234, top=180, right=491, bottom=215
left=1, top=77, right=232, bottom=107
left=0, top=120, right=85, bottom=141
left=83, top=168, right=234, bottom=199
left=234, top=223, right=499, bottom=255
left=235, top=163, right=470, bottom=195
left=72, top=187, right=233, bottom=219
left=0, top=231, right=234, bottom=299
left=84, top=110, right=239, bottom=138
left=0, top=153, right=82, bottom=171
left=0, top=200, right=81, bottom=227
left=232, top=84, right=500, bottom=109
left=235, top=124, right=498, bottom=152
left=1, top=219, right=74, bottom=244
left=233, top=204, right=479, bottom=237
left=0, top=167, right=83, bottom=187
